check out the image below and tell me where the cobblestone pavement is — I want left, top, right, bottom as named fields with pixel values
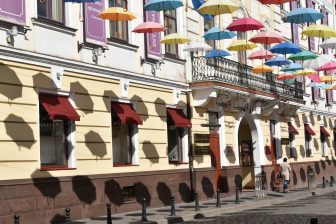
left=182, top=191, right=336, bottom=224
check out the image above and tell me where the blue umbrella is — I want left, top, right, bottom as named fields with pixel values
left=192, top=0, right=213, bottom=21
left=283, top=8, right=324, bottom=24
left=265, top=56, right=291, bottom=67
left=205, top=49, right=231, bottom=58
left=270, top=42, right=302, bottom=55
left=64, top=0, right=101, bottom=2
left=284, top=79, right=295, bottom=85
left=203, top=27, right=236, bottom=40
left=281, top=63, right=303, bottom=72
left=144, top=0, right=184, bottom=11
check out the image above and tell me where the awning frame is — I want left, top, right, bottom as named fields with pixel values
left=287, top=122, right=299, bottom=135
left=304, top=124, right=316, bottom=136
left=167, top=108, right=192, bottom=128
left=320, top=126, right=330, bottom=137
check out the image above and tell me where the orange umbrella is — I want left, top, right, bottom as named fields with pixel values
left=320, top=76, right=336, bottom=82
left=132, top=22, right=165, bottom=33
left=252, top=65, right=273, bottom=74
left=277, top=73, right=294, bottom=80
left=98, top=7, right=136, bottom=21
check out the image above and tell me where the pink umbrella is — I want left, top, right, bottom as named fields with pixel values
left=248, top=49, right=276, bottom=60
left=277, top=73, right=294, bottom=80
left=249, top=31, right=284, bottom=44
left=258, top=0, right=296, bottom=4
left=317, top=61, right=336, bottom=71
left=132, top=21, right=165, bottom=33
left=307, top=74, right=321, bottom=83
left=227, top=18, right=264, bottom=32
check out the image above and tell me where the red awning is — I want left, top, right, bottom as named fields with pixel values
left=288, top=122, right=299, bottom=135
left=40, top=94, right=80, bottom=121
left=167, top=108, right=192, bottom=128
left=111, top=102, right=142, bottom=125
left=320, top=126, right=330, bottom=137
left=304, top=124, right=315, bottom=136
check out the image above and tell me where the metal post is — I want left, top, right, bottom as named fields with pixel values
left=14, top=214, right=20, bottom=224
left=322, top=176, right=326, bottom=188
left=65, top=208, right=71, bottom=224
left=330, top=176, right=334, bottom=187
left=216, top=189, right=221, bottom=208
left=235, top=187, right=240, bottom=204
left=310, top=217, right=318, bottom=224
left=107, top=203, right=112, bottom=224
left=187, top=89, right=195, bottom=199
left=194, top=192, right=200, bottom=211
left=141, top=198, right=148, bottom=222
left=170, top=196, right=176, bottom=216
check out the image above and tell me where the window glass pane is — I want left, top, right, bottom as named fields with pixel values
left=167, top=112, right=182, bottom=161
left=109, top=0, right=128, bottom=41
left=164, top=17, right=177, bottom=55
left=37, top=0, right=47, bottom=18
left=237, top=32, right=246, bottom=63
left=52, top=0, right=63, bottom=22
left=37, top=0, right=63, bottom=23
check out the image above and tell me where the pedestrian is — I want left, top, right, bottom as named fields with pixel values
left=279, top=157, right=291, bottom=193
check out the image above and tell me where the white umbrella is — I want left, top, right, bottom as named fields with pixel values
left=183, top=41, right=212, bottom=52
left=303, top=54, right=336, bottom=70
left=319, top=38, right=336, bottom=49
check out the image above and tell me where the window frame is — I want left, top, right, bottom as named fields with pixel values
left=108, top=0, right=129, bottom=43
left=305, top=126, right=313, bottom=157
left=320, top=127, right=328, bottom=156
left=164, top=10, right=178, bottom=58
left=37, top=0, right=65, bottom=25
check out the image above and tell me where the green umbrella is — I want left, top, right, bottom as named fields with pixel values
left=288, top=50, right=318, bottom=61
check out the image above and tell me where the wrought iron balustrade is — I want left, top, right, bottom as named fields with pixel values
left=192, top=57, right=303, bottom=100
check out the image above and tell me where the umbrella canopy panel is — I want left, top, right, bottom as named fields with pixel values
left=249, top=31, right=284, bottom=44
left=283, top=7, right=324, bottom=24
left=198, top=0, right=240, bottom=15
left=144, top=0, right=184, bottom=12
left=227, top=17, right=264, bottom=32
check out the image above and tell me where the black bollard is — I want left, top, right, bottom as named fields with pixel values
left=170, top=196, right=176, bottom=216
left=14, top=214, right=20, bottom=224
left=216, top=189, right=221, bottom=208
left=235, top=187, right=240, bottom=204
left=107, top=203, right=112, bottom=224
left=65, top=208, right=71, bottom=224
left=322, top=177, right=326, bottom=188
left=194, top=192, right=200, bottom=211
left=330, top=176, right=334, bottom=187
left=310, top=217, right=318, bottom=224
left=141, top=198, right=148, bottom=222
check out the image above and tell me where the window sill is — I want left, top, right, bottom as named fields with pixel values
left=113, top=163, right=137, bottom=167
left=40, top=166, right=76, bottom=171
left=164, top=54, right=186, bottom=65
left=31, top=18, right=77, bottom=35
left=107, top=38, right=139, bottom=52
left=169, top=160, right=188, bottom=165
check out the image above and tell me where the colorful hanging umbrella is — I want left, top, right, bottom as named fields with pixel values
left=98, top=7, right=136, bottom=21
left=307, top=74, right=321, bottom=83
left=316, top=61, right=336, bottom=71
left=320, top=76, right=336, bottom=82
left=144, top=0, right=184, bottom=11
left=226, top=18, right=264, bottom=32
left=198, top=0, right=240, bottom=15
left=65, top=0, right=100, bottom=2
left=288, top=50, right=318, bottom=61
left=319, top=38, right=336, bottom=49
left=270, top=42, right=301, bottom=55
left=132, top=22, right=165, bottom=33
left=227, top=40, right=257, bottom=51
left=281, top=63, right=303, bottom=72
left=249, top=31, right=284, bottom=44
left=283, top=8, right=324, bottom=24
left=265, top=56, right=291, bottom=67
left=184, top=41, right=212, bottom=52
left=252, top=65, right=273, bottom=74
left=303, top=54, right=336, bottom=69
left=248, top=49, right=276, bottom=60
left=302, top=25, right=336, bottom=38
left=160, top=33, right=191, bottom=44
left=191, top=0, right=213, bottom=20
left=293, top=69, right=317, bottom=76
left=205, top=49, right=231, bottom=58
left=277, top=73, right=295, bottom=81
left=284, top=79, right=295, bottom=85
left=257, top=0, right=295, bottom=4
left=308, top=83, right=332, bottom=88
left=203, top=27, right=236, bottom=40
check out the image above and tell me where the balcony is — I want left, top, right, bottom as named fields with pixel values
left=191, top=56, right=304, bottom=102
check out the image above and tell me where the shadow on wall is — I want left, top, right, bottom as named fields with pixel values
left=314, top=162, right=321, bottom=175
left=292, top=169, right=298, bottom=186
left=105, top=179, right=123, bottom=206
left=294, top=115, right=301, bottom=128
left=225, top=145, right=236, bottom=164
left=299, top=145, right=305, bottom=158
left=299, top=168, right=306, bottom=182
left=156, top=182, right=172, bottom=206
left=72, top=176, right=97, bottom=204
left=201, top=177, right=214, bottom=198
left=135, top=182, right=151, bottom=205
left=5, top=114, right=35, bottom=150
left=219, top=175, right=230, bottom=193
left=0, top=63, right=23, bottom=100
left=103, top=90, right=118, bottom=111
left=32, top=72, right=53, bottom=89
left=84, top=130, right=107, bottom=158
left=320, top=159, right=326, bottom=170
left=270, top=170, right=276, bottom=190
left=178, top=182, right=191, bottom=203
left=309, top=113, right=315, bottom=126
left=234, top=175, right=242, bottom=191
left=70, top=81, right=94, bottom=114
left=313, top=139, right=319, bottom=152
left=142, top=141, right=160, bottom=164
left=154, top=97, right=166, bottom=122
left=131, top=95, right=149, bottom=121
left=328, top=118, right=333, bottom=129
left=31, top=169, right=61, bottom=198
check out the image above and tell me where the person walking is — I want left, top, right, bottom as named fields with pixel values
left=279, top=158, right=291, bottom=193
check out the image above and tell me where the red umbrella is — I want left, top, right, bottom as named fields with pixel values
left=317, top=61, right=336, bottom=71
left=277, top=73, right=294, bottom=80
left=249, top=31, right=284, bottom=44
left=307, top=74, right=321, bottom=83
left=132, top=21, right=165, bottom=33
left=227, top=18, right=264, bottom=32
left=248, top=49, right=276, bottom=60
left=257, top=0, right=295, bottom=4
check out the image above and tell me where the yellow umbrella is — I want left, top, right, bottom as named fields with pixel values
left=198, top=0, right=239, bottom=15
left=302, top=25, right=336, bottom=38
left=320, top=76, right=336, bottom=82
left=98, top=7, right=136, bottom=21
left=293, top=69, right=317, bottom=76
left=160, top=33, right=191, bottom=44
left=227, top=40, right=257, bottom=51
left=252, top=65, right=273, bottom=74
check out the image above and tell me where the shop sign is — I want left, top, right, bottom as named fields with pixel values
left=84, top=2, right=106, bottom=46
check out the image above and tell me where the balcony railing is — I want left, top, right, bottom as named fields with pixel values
left=192, top=57, right=303, bottom=100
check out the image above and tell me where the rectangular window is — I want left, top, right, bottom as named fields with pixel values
left=312, top=87, right=320, bottom=102
left=37, top=0, right=64, bottom=23
left=320, top=129, right=327, bottom=156
left=204, top=19, right=215, bottom=49
left=164, top=10, right=178, bottom=57
left=237, top=32, right=246, bottom=64
left=304, top=124, right=315, bottom=157
left=109, top=0, right=128, bottom=42
left=122, top=185, right=135, bottom=202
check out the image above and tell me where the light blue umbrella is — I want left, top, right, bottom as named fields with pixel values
left=283, top=8, right=324, bottom=24
left=308, top=83, right=332, bottom=88
left=64, top=0, right=101, bottom=2
left=281, top=63, right=303, bottom=72
left=203, top=27, right=236, bottom=40
left=284, top=79, right=295, bottom=85
left=270, top=42, right=302, bottom=55
left=205, top=49, right=231, bottom=58
left=144, top=0, right=184, bottom=11
left=265, top=56, right=291, bottom=67
left=192, top=0, right=213, bottom=21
